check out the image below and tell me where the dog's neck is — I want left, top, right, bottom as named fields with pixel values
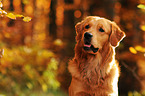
left=74, top=41, right=115, bottom=84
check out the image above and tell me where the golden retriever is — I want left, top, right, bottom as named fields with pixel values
left=68, top=16, right=125, bottom=96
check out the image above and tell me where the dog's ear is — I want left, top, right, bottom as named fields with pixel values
left=75, top=22, right=82, bottom=41
left=109, top=22, right=126, bottom=47
left=75, top=22, right=82, bottom=33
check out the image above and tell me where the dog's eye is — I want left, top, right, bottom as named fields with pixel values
left=85, top=25, right=90, bottom=29
left=99, top=28, right=105, bottom=32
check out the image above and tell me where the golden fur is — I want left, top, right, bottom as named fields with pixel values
left=68, top=16, right=125, bottom=96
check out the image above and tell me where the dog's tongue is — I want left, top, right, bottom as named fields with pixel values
left=84, top=44, right=91, bottom=48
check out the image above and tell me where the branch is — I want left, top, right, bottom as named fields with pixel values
left=121, top=61, right=142, bottom=83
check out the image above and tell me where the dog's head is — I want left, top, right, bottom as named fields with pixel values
left=75, top=16, right=125, bottom=54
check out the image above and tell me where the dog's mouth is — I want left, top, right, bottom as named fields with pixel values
left=83, top=44, right=99, bottom=53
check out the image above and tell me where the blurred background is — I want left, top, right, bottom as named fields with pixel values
left=0, top=0, right=145, bottom=96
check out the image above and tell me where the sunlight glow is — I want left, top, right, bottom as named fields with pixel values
left=111, top=63, right=119, bottom=96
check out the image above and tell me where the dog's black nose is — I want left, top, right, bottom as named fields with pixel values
left=84, top=32, right=93, bottom=39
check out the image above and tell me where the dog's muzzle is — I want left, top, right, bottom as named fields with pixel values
left=83, top=32, right=99, bottom=53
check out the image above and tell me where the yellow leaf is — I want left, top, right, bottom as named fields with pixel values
left=6, top=13, right=16, bottom=19
left=129, top=47, right=137, bottom=54
left=23, top=16, right=31, bottom=22
left=142, top=48, right=145, bottom=53
left=0, top=2, right=3, bottom=8
left=137, top=4, right=145, bottom=9
left=22, top=0, right=30, bottom=4
left=135, top=45, right=145, bottom=52
left=15, top=14, right=24, bottom=17
left=26, top=82, right=33, bottom=89
left=54, top=39, right=63, bottom=46
left=0, top=94, right=6, bottom=96
left=128, top=91, right=133, bottom=96
left=42, top=83, right=47, bottom=92
left=135, top=45, right=142, bottom=51
left=140, top=25, right=145, bottom=31
left=2, top=10, right=7, bottom=14
left=0, top=49, right=4, bottom=57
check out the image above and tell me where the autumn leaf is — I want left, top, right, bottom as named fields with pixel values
left=0, top=94, right=5, bottom=96
left=137, top=4, right=145, bottom=9
left=6, top=13, right=16, bottom=19
left=128, top=91, right=133, bottom=96
left=42, top=83, right=48, bottom=92
left=135, top=46, right=142, bottom=51
left=15, top=14, right=24, bottom=18
left=23, top=16, right=31, bottom=22
left=26, top=82, right=33, bottom=89
left=0, top=1, right=3, bottom=8
left=135, top=45, right=145, bottom=52
left=2, top=10, right=7, bottom=14
left=129, top=47, right=137, bottom=54
left=22, top=0, right=30, bottom=4
left=140, top=25, right=145, bottom=31
left=0, top=49, right=4, bottom=58
left=54, top=39, right=63, bottom=46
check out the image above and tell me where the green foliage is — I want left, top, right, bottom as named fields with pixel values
left=128, top=91, right=145, bottom=96
left=0, top=43, right=61, bottom=96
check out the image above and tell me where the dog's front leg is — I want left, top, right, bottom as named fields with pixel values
left=69, top=86, right=74, bottom=96
left=69, top=78, right=91, bottom=96
left=75, top=92, right=91, bottom=96
left=69, top=88, right=91, bottom=96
